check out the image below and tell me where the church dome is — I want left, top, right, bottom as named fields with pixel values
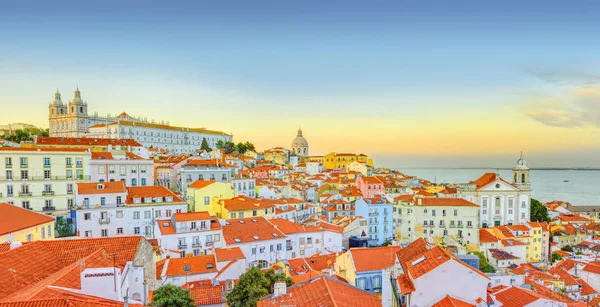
left=514, top=153, right=529, bottom=170
left=292, top=127, right=308, bottom=149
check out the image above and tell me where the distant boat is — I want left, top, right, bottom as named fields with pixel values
left=563, top=180, right=570, bottom=182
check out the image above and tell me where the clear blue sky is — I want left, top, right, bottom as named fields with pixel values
left=1, top=0, right=599, bottom=167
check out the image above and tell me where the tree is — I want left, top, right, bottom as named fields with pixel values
left=470, top=251, right=495, bottom=273
left=226, top=267, right=293, bottom=307
left=223, top=141, right=236, bottom=154
left=200, top=137, right=212, bottom=152
left=530, top=198, right=551, bottom=223
left=226, top=267, right=270, bottom=307
left=244, top=141, right=256, bottom=152
left=151, top=284, right=195, bottom=307
left=551, top=252, right=563, bottom=263
left=215, top=140, right=225, bottom=150
left=235, top=142, right=248, bottom=154
left=561, top=245, right=573, bottom=252
left=55, top=217, right=74, bottom=237
left=5, top=129, right=32, bottom=143
left=382, top=239, right=393, bottom=246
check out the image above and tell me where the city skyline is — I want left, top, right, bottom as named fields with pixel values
left=1, top=0, right=599, bottom=168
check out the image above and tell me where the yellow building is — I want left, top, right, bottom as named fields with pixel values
left=0, top=147, right=91, bottom=215
left=263, top=148, right=288, bottom=165
left=425, top=185, right=445, bottom=194
left=346, top=161, right=370, bottom=176
left=0, top=203, right=56, bottom=243
left=322, top=152, right=374, bottom=170
left=490, top=225, right=542, bottom=263
left=526, top=223, right=543, bottom=263
left=335, top=250, right=357, bottom=286
left=216, top=196, right=276, bottom=219
left=186, top=180, right=237, bottom=215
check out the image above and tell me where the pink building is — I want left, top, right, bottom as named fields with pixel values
left=355, top=176, right=385, bottom=198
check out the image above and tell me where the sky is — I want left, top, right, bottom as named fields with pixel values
left=1, top=0, right=599, bottom=168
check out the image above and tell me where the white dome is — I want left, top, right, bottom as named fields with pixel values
left=292, top=128, right=308, bottom=148
left=514, top=153, right=529, bottom=170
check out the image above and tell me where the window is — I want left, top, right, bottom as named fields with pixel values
left=84, top=213, right=91, bottom=220
left=6, top=185, right=13, bottom=197
left=5, top=157, right=12, bottom=168
left=134, top=227, right=140, bottom=234
left=145, top=210, right=151, bottom=219
left=166, top=209, right=172, bottom=217
left=193, top=249, right=200, bottom=256
left=467, top=221, right=473, bottom=227
left=432, top=210, right=436, bottom=216
left=66, top=170, right=73, bottom=179
left=76, top=170, right=83, bottom=179
left=76, top=158, right=83, bottom=167
left=495, top=197, right=501, bottom=214
left=483, top=210, right=487, bottom=215
left=443, top=229, right=448, bottom=235
left=231, top=213, right=236, bottom=219
left=482, top=198, right=488, bottom=208
left=252, top=247, right=257, bottom=255
left=66, top=183, right=73, bottom=194
left=204, top=196, right=210, bottom=205
left=141, top=166, right=146, bottom=173
left=141, top=178, right=146, bottom=186
left=84, top=231, right=92, bottom=238
left=131, top=178, right=137, bottom=186
left=133, top=211, right=140, bottom=219
left=101, top=229, right=108, bottom=237
left=66, top=157, right=72, bottom=167
left=239, top=212, right=244, bottom=218
left=131, top=167, right=137, bottom=174
left=357, top=277, right=367, bottom=290
left=253, top=210, right=257, bottom=217
left=145, top=226, right=151, bottom=236
left=259, top=246, right=265, bottom=253
left=372, top=275, right=382, bottom=290
left=20, top=157, right=28, bottom=168
left=454, top=209, right=458, bottom=216
left=44, top=170, right=51, bottom=180
left=117, top=228, right=123, bottom=234
left=21, top=170, right=28, bottom=180
left=98, top=166, right=105, bottom=174
left=521, top=201, right=526, bottom=208
left=100, top=197, right=106, bottom=206
left=6, top=170, right=12, bottom=180
left=42, top=228, right=46, bottom=239
left=44, top=199, right=53, bottom=209
left=277, top=243, right=282, bottom=251
left=119, top=166, right=126, bottom=175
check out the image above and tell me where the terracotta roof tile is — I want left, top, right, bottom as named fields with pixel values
left=418, top=198, right=479, bottom=207
left=34, top=136, right=143, bottom=147
left=187, top=180, right=218, bottom=189
left=431, top=295, right=475, bottom=307
left=397, top=274, right=415, bottom=294
left=182, top=280, right=224, bottom=306
left=76, top=182, right=126, bottom=195
left=479, top=229, right=498, bottom=243
left=349, top=246, right=400, bottom=272
left=0, top=204, right=55, bottom=236
left=173, top=212, right=212, bottom=222
left=126, top=186, right=184, bottom=203
left=220, top=196, right=276, bottom=212
left=257, top=275, right=381, bottom=307
left=163, top=255, right=217, bottom=277
left=214, top=247, right=245, bottom=262
left=222, top=217, right=285, bottom=244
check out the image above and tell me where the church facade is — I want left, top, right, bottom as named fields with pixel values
left=291, top=127, right=309, bottom=157
left=459, top=155, right=532, bottom=227
left=48, top=88, right=232, bottom=154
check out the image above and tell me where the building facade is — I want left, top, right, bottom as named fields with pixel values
left=459, top=155, right=532, bottom=227
left=0, top=147, right=90, bottom=215
left=48, top=89, right=232, bottom=154
left=355, top=197, right=393, bottom=245
left=90, top=152, right=154, bottom=186
left=291, top=127, right=309, bottom=157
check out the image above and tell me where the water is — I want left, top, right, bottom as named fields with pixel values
left=396, top=168, right=600, bottom=206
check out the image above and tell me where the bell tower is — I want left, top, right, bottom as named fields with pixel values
left=66, top=87, right=89, bottom=136
left=512, top=152, right=530, bottom=187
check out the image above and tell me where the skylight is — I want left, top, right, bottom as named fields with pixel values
left=234, top=238, right=241, bottom=243
left=253, top=236, right=259, bottom=240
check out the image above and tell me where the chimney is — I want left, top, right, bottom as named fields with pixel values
left=273, top=281, right=287, bottom=297
left=123, top=295, right=128, bottom=307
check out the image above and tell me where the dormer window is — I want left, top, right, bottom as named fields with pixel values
left=154, top=197, right=163, bottom=203
left=234, top=238, right=241, bottom=243
left=165, top=196, right=173, bottom=202
left=134, top=198, right=141, bottom=204
left=97, top=183, right=104, bottom=190
left=252, top=235, right=259, bottom=240
left=144, top=197, right=152, bottom=203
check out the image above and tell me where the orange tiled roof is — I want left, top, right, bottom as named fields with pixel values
left=269, top=219, right=323, bottom=235
left=76, top=182, right=126, bottom=195
left=479, top=229, right=498, bottom=243
left=583, top=262, right=600, bottom=274
left=349, top=246, right=401, bottom=272
left=256, top=275, right=381, bottom=307
left=214, top=247, right=246, bottom=262
left=470, top=173, right=516, bottom=190
left=0, top=204, right=55, bottom=236
left=188, top=180, right=218, bottom=189
left=0, top=147, right=89, bottom=152
left=126, top=186, right=184, bottom=203
left=173, top=212, right=212, bottom=222
left=91, top=152, right=113, bottom=160
left=163, top=255, right=217, bottom=277
left=182, top=280, right=224, bottom=306
left=220, top=196, right=276, bottom=212
left=418, top=198, right=479, bottom=207
left=35, top=136, right=142, bottom=147
left=222, top=217, right=286, bottom=244
left=493, top=286, right=551, bottom=307
left=397, top=274, right=415, bottom=295
left=396, top=238, right=429, bottom=267
left=0, top=237, right=144, bottom=300
left=431, top=295, right=475, bottom=307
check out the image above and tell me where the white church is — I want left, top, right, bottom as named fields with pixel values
left=459, top=154, right=532, bottom=227
left=48, top=88, right=232, bottom=154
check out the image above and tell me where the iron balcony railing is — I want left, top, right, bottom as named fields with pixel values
left=98, top=217, right=110, bottom=225
left=42, top=191, right=55, bottom=196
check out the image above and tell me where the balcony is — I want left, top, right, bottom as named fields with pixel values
left=205, top=241, right=214, bottom=247
left=43, top=164, right=51, bottom=169
left=449, top=224, right=456, bottom=228
left=178, top=244, right=188, bottom=249
left=0, top=175, right=91, bottom=181
left=42, top=191, right=55, bottom=196
left=98, top=217, right=110, bottom=225
left=466, top=224, right=473, bottom=228
left=76, top=164, right=83, bottom=169
left=82, top=203, right=125, bottom=209
left=20, top=164, right=28, bottom=168
left=192, top=242, right=201, bottom=248
left=66, top=164, right=72, bottom=168
left=457, top=224, right=464, bottom=228
left=42, top=206, right=56, bottom=211
left=286, top=245, right=293, bottom=251
left=18, top=191, right=32, bottom=197
left=5, top=164, right=11, bottom=169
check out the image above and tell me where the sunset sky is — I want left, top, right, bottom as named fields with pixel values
left=1, top=1, right=599, bottom=168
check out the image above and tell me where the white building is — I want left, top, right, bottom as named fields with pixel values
left=48, top=88, right=232, bottom=154
left=155, top=211, right=225, bottom=258
left=270, top=218, right=343, bottom=259
left=0, top=147, right=90, bottom=215
left=74, top=183, right=187, bottom=238
left=459, top=155, right=532, bottom=227
left=90, top=151, right=154, bottom=187
left=231, top=176, right=256, bottom=197
left=179, top=159, right=236, bottom=196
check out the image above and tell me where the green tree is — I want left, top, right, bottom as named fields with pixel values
left=551, top=252, right=563, bottom=263
left=200, top=137, right=212, bottom=152
left=215, top=140, right=225, bottom=150
left=151, top=284, right=195, bottom=307
left=470, top=251, right=495, bottom=273
left=530, top=198, right=551, bottom=223
left=6, top=129, right=32, bottom=143
left=382, top=239, right=393, bottom=246
left=226, top=267, right=270, bottom=307
left=235, top=142, right=248, bottom=154
left=244, top=141, right=256, bottom=152
left=55, top=217, right=74, bottom=237
left=561, top=245, right=573, bottom=252
left=223, top=141, right=236, bottom=154
left=264, top=268, right=293, bottom=289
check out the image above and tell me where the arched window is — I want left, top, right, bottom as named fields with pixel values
left=521, top=173, right=526, bottom=183
left=80, top=106, right=83, bottom=113
left=495, top=197, right=501, bottom=215
left=514, top=173, right=517, bottom=182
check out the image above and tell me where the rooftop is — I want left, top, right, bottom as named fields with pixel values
left=0, top=204, right=55, bottom=236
